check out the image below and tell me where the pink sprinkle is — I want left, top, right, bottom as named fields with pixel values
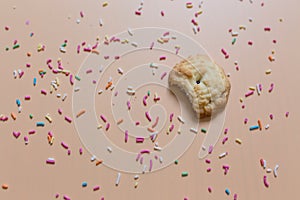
left=140, top=156, right=144, bottom=164
left=208, top=145, right=213, bottom=154
left=80, top=11, right=84, bottom=18
left=136, top=153, right=141, bottom=161
left=28, top=130, right=36, bottom=135
left=160, top=72, right=167, bottom=80
left=136, top=137, right=144, bottom=143
left=86, top=69, right=93, bottom=74
left=24, top=136, right=29, bottom=144
left=41, top=89, right=47, bottom=95
left=140, top=149, right=150, bottom=154
left=263, top=175, right=269, bottom=188
left=149, top=159, right=153, bottom=171
left=93, top=186, right=100, bottom=191
left=70, top=74, right=74, bottom=85
left=161, top=10, right=164, bottom=16
left=169, top=124, right=174, bottom=132
left=100, top=115, right=107, bottom=123
left=269, top=114, right=273, bottom=120
left=65, top=116, right=72, bottom=123
left=63, top=195, right=71, bottom=200
left=234, top=193, right=238, bottom=200
left=221, top=48, right=228, bottom=56
left=248, top=41, right=253, bottom=45
left=125, top=130, right=128, bottom=143
left=127, top=101, right=131, bottom=110
left=163, top=32, right=170, bottom=37
left=68, top=150, right=71, bottom=155
left=207, top=168, right=212, bottom=172
left=224, top=128, right=228, bottom=134
left=13, top=131, right=21, bottom=139
left=92, top=42, right=99, bottom=49
left=55, top=193, right=59, bottom=198
left=268, top=83, right=274, bottom=93
left=61, top=142, right=69, bottom=149
left=19, top=71, right=24, bottom=78
left=46, top=59, right=52, bottom=64
left=48, top=131, right=53, bottom=137
left=244, top=118, right=248, bottom=124
left=135, top=11, right=141, bottom=15
left=222, top=137, right=228, bottom=144
left=145, top=111, right=152, bottom=122
left=150, top=42, right=154, bottom=50
left=58, top=108, right=62, bottom=115
left=223, top=165, right=230, bottom=175
left=159, top=56, right=166, bottom=61
left=135, top=121, right=140, bottom=126
left=114, top=56, right=120, bottom=60
left=205, top=159, right=211, bottom=164
left=77, top=45, right=80, bottom=54
left=24, top=96, right=31, bottom=100
left=169, top=113, right=174, bottom=122
left=245, top=91, right=254, bottom=97
left=79, top=148, right=83, bottom=155
left=143, top=95, right=148, bottom=106
left=208, top=187, right=212, bottom=193
left=285, top=112, right=289, bottom=117
left=83, top=47, right=91, bottom=52
left=264, top=27, right=271, bottom=31
left=46, top=158, right=55, bottom=165
left=105, top=123, right=110, bottom=131
left=26, top=63, right=31, bottom=68
left=242, top=104, right=245, bottom=109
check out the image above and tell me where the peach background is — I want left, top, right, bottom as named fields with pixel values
left=0, top=0, right=299, bottom=199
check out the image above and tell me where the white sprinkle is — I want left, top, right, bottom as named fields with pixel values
left=13, top=70, right=17, bottom=78
left=62, top=93, right=67, bottom=101
left=107, top=76, right=112, bottom=83
left=99, top=65, right=103, bottom=73
left=107, top=146, right=112, bottom=153
left=56, top=94, right=61, bottom=98
left=142, top=165, right=147, bottom=174
left=266, top=168, right=272, bottom=173
left=76, top=19, right=80, bottom=24
left=128, top=28, right=133, bottom=36
left=274, top=164, right=279, bottom=177
left=190, top=127, right=198, bottom=134
left=74, top=87, right=80, bottom=92
left=117, top=67, right=124, bottom=75
left=134, top=175, right=139, bottom=180
left=177, top=116, right=185, bottom=124
left=263, top=160, right=267, bottom=169
left=159, top=156, right=163, bottom=163
left=98, top=90, right=103, bottom=95
left=18, top=106, right=22, bottom=113
left=256, top=84, right=261, bottom=95
left=115, top=172, right=121, bottom=186
left=127, top=90, right=135, bottom=95
left=218, top=152, right=228, bottom=159
left=231, top=31, right=239, bottom=37
left=193, top=26, right=197, bottom=34
left=265, top=124, right=270, bottom=130
left=99, top=18, right=103, bottom=26
left=131, top=42, right=138, bottom=47
left=91, top=155, right=96, bottom=162
left=59, top=47, right=66, bottom=53
left=149, top=63, right=158, bottom=68
left=110, top=85, right=115, bottom=91
left=154, top=146, right=162, bottom=151
left=149, top=132, right=158, bottom=137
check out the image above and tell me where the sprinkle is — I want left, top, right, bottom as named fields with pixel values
left=36, top=122, right=45, bottom=127
left=256, top=84, right=261, bottom=95
left=249, top=125, right=259, bottom=131
left=62, top=93, right=67, bottom=101
left=264, top=27, right=271, bottom=31
left=115, top=173, right=121, bottom=186
left=143, top=95, right=148, bottom=106
left=169, top=113, right=174, bottom=122
left=107, top=146, right=112, bottom=153
left=177, top=116, right=185, bottom=123
left=208, top=145, right=213, bottom=154
left=2, top=184, right=8, bottom=190
left=145, top=111, right=152, bottom=122
left=269, top=114, right=274, bottom=120
left=268, top=83, right=274, bottom=93
left=222, top=137, right=228, bottom=144
left=149, top=159, right=153, bottom=171
left=105, top=81, right=113, bottom=90
left=127, top=101, right=131, bottom=110
left=76, top=110, right=86, bottom=118
left=105, top=123, right=110, bottom=131
left=258, top=120, right=262, bottom=130
left=263, top=175, right=269, bottom=188
left=260, top=159, right=266, bottom=169
left=201, top=128, right=207, bottom=133
left=13, top=131, right=20, bottom=139
left=234, top=193, right=238, bottom=200
left=235, top=138, right=242, bottom=144
left=208, top=187, right=212, bottom=193
left=93, top=186, right=100, bottom=191
left=45, top=114, right=52, bottom=123
left=65, top=116, right=72, bottom=123
left=225, top=188, right=230, bottom=195
left=82, top=182, right=88, bottom=187
left=186, top=2, right=193, bottom=9
left=117, top=119, right=123, bottom=125
left=24, top=136, right=29, bottom=144
left=136, top=137, right=144, bottom=143
left=63, top=195, right=71, bottom=200
left=100, top=114, right=107, bottom=123
left=61, top=142, right=69, bottom=149
left=265, top=69, right=272, bottom=74
left=28, top=130, right=36, bottom=135
left=11, top=112, right=16, bottom=120
left=151, top=116, right=159, bottom=128
left=265, top=124, right=270, bottom=129
left=160, top=72, right=167, bottom=80
left=13, top=44, right=20, bottom=49
left=96, top=160, right=103, bottom=166
left=274, top=164, right=279, bottom=177
left=102, top=2, right=108, bottom=7
left=245, top=91, right=254, bottom=97
left=190, top=128, right=198, bottom=134
left=218, top=152, right=228, bottom=159
left=140, top=149, right=150, bottom=154
left=181, top=171, right=188, bottom=177
left=169, top=124, right=174, bottom=132
left=46, top=158, right=55, bottom=165
left=159, top=56, right=166, bottom=61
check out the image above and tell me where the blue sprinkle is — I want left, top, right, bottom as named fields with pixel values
left=36, top=122, right=45, bottom=127
left=82, top=181, right=88, bottom=187
left=16, top=99, right=21, bottom=106
left=249, top=125, right=259, bottom=131
left=225, top=188, right=230, bottom=195
left=33, top=78, right=37, bottom=86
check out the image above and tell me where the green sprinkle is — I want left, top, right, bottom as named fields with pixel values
left=29, top=114, right=33, bottom=119
left=201, top=128, right=207, bottom=133
left=181, top=171, right=188, bottom=177
left=174, top=160, right=178, bottom=165
left=5, top=47, right=9, bottom=51
left=61, top=43, right=67, bottom=47
left=147, top=91, right=150, bottom=96
left=13, top=44, right=20, bottom=49
left=75, top=75, right=81, bottom=81
left=232, top=38, right=236, bottom=45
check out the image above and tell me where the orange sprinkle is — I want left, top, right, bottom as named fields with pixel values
left=11, top=112, right=16, bottom=120
left=2, top=184, right=8, bottom=190
left=76, top=110, right=86, bottom=118
left=105, top=81, right=112, bottom=90
left=147, top=127, right=155, bottom=132
left=96, top=160, right=103, bottom=166
left=91, top=49, right=100, bottom=55
left=258, top=120, right=262, bottom=130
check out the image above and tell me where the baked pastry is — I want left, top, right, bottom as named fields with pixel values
left=168, top=55, right=230, bottom=118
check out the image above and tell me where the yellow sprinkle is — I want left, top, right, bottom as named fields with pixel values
left=265, top=69, right=272, bottom=74
left=186, top=3, right=193, bottom=9
left=102, top=2, right=108, bottom=7
left=239, top=98, right=243, bottom=103
left=45, top=114, right=52, bottom=123
left=239, top=25, right=246, bottom=30
left=97, top=125, right=103, bottom=129
left=50, top=137, right=55, bottom=145
left=249, top=86, right=256, bottom=91
left=157, top=38, right=164, bottom=44
left=134, top=182, right=138, bottom=188
left=235, top=138, right=242, bottom=144
left=196, top=10, right=203, bottom=15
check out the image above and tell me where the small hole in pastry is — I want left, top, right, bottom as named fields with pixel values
left=196, top=79, right=201, bottom=84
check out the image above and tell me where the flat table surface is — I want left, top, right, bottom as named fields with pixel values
left=0, top=0, right=299, bottom=199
